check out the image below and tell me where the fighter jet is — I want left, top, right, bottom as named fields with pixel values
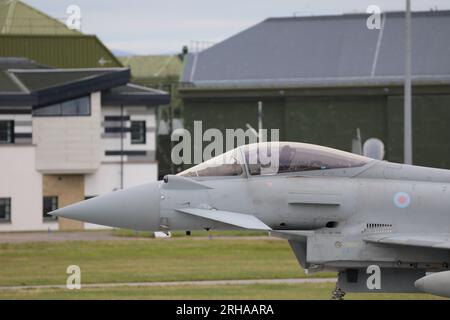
left=51, top=142, right=450, bottom=299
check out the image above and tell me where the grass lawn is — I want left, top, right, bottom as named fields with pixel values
left=0, top=283, right=443, bottom=300
left=0, top=238, right=331, bottom=287
left=0, top=237, right=445, bottom=300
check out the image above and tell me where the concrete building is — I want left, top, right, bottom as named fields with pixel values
left=0, top=58, right=169, bottom=231
left=120, top=54, right=185, bottom=178
left=180, top=11, right=450, bottom=169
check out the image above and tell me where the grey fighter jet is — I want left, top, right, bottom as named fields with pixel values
left=52, top=142, right=450, bottom=299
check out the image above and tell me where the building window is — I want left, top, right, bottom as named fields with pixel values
left=43, top=196, right=58, bottom=221
left=131, top=121, right=146, bottom=144
left=0, top=121, right=14, bottom=144
left=0, top=198, right=11, bottom=223
left=33, top=96, right=91, bottom=117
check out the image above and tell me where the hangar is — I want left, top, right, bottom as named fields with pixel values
left=180, top=11, right=450, bottom=169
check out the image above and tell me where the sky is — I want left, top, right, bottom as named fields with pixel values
left=25, top=0, right=450, bottom=55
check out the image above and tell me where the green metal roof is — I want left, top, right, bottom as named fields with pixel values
left=0, top=1, right=122, bottom=69
left=0, top=0, right=78, bottom=35
left=119, top=55, right=182, bottom=79
left=0, top=34, right=123, bottom=68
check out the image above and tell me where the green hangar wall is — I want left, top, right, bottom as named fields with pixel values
left=182, top=88, right=450, bottom=169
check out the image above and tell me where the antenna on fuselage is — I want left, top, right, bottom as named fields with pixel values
left=258, top=101, right=263, bottom=142
left=246, top=101, right=264, bottom=142
left=351, top=128, right=363, bottom=155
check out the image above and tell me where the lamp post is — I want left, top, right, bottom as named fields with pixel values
left=404, top=0, right=413, bottom=165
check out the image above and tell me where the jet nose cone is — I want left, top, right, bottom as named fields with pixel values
left=51, top=182, right=161, bottom=231
left=414, top=278, right=425, bottom=292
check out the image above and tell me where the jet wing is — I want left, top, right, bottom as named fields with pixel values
left=364, top=233, right=450, bottom=250
left=176, top=208, right=272, bottom=231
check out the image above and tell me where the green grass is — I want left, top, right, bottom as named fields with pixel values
left=0, top=283, right=444, bottom=300
left=0, top=238, right=332, bottom=287
left=0, top=238, right=444, bottom=300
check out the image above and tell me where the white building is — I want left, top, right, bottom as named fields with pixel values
left=0, top=58, right=169, bottom=231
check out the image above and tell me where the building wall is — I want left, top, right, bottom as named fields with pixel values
left=182, top=98, right=284, bottom=167
left=182, top=92, right=450, bottom=169
left=386, top=94, right=450, bottom=168
left=85, top=104, right=158, bottom=197
left=283, top=95, right=388, bottom=153
left=0, top=146, right=55, bottom=232
left=0, top=97, right=160, bottom=232
left=43, top=175, right=84, bottom=231
left=84, top=162, right=157, bottom=197
left=0, top=110, right=32, bottom=144
left=33, top=92, right=102, bottom=173
left=101, top=105, right=157, bottom=163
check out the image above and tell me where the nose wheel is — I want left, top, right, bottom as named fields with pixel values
left=331, top=284, right=346, bottom=300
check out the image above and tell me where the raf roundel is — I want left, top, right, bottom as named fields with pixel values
left=393, top=192, right=411, bottom=209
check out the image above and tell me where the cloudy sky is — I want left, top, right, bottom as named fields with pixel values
left=26, top=0, right=450, bottom=55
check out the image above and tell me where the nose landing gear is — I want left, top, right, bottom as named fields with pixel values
left=331, top=283, right=346, bottom=300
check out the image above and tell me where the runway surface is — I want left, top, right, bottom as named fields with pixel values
left=0, top=231, right=274, bottom=243
left=0, top=278, right=337, bottom=291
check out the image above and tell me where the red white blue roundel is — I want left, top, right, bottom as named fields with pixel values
left=393, top=192, right=411, bottom=208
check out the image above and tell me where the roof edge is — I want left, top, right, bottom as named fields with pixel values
left=265, top=10, right=450, bottom=22
left=180, top=75, right=450, bottom=91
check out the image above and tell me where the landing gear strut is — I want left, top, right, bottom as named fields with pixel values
left=331, top=283, right=346, bottom=300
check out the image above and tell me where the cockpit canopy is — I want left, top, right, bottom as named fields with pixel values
left=178, top=142, right=371, bottom=178
left=178, top=148, right=244, bottom=178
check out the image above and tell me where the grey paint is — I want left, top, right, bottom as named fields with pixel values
left=52, top=182, right=160, bottom=230
left=177, top=208, right=271, bottom=230
left=51, top=142, right=450, bottom=297
left=339, top=268, right=425, bottom=293
left=415, top=271, right=450, bottom=297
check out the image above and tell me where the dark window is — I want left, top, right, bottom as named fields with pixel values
left=131, top=121, right=146, bottom=144
left=0, top=121, right=14, bottom=144
left=34, top=104, right=61, bottom=116
left=346, top=269, right=359, bottom=283
left=43, top=196, right=58, bottom=221
left=33, top=96, right=90, bottom=117
left=104, top=115, right=130, bottom=121
left=104, top=127, right=130, bottom=133
left=0, top=198, right=11, bottom=223
left=105, top=150, right=147, bottom=156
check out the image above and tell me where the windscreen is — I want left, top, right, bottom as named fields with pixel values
left=177, top=149, right=244, bottom=177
